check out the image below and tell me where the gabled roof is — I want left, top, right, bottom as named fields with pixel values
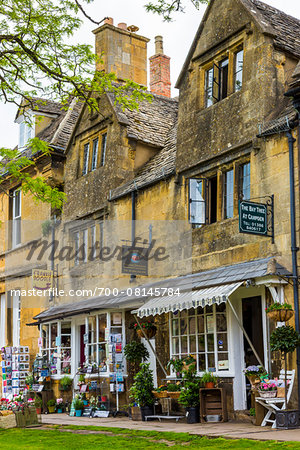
left=107, top=92, right=178, bottom=148
left=109, top=123, right=177, bottom=200
left=176, top=0, right=300, bottom=88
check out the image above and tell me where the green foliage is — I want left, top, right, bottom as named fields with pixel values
left=201, top=371, right=218, bottom=384
left=129, top=363, right=154, bottom=407
left=73, top=398, right=84, bottom=410
left=47, top=399, right=56, bottom=407
left=167, top=357, right=184, bottom=374
left=249, top=407, right=256, bottom=417
left=60, top=375, right=73, bottom=389
left=178, top=365, right=201, bottom=407
left=124, top=341, right=149, bottom=363
left=25, top=373, right=34, bottom=386
left=34, top=396, right=42, bottom=407
left=42, top=219, right=53, bottom=237
left=270, top=325, right=300, bottom=354
left=266, top=302, right=292, bottom=313
left=166, top=383, right=181, bottom=392
left=145, top=0, right=208, bottom=22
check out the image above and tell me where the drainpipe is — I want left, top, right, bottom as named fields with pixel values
left=286, top=130, right=300, bottom=410
left=285, top=83, right=300, bottom=410
left=130, top=191, right=136, bottom=282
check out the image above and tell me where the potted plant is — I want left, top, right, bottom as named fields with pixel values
left=257, top=381, right=277, bottom=398
left=56, top=398, right=64, bottom=413
left=129, top=363, right=154, bottom=421
left=47, top=399, right=56, bottom=414
left=183, top=355, right=196, bottom=370
left=152, top=385, right=168, bottom=399
left=178, top=365, right=201, bottom=424
left=25, top=373, right=34, bottom=390
left=133, top=321, right=157, bottom=339
left=201, top=371, right=218, bottom=389
left=34, top=396, right=42, bottom=414
left=124, top=341, right=150, bottom=364
left=243, top=365, right=266, bottom=388
left=59, top=375, right=73, bottom=391
left=81, top=393, right=88, bottom=406
left=166, top=382, right=181, bottom=399
left=73, top=398, right=84, bottom=417
left=270, top=325, right=300, bottom=426
left=166, top=357, right=184, bottom=377
left=266, top=302, right=294, bottom=322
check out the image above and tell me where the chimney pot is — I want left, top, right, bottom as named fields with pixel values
left=155, top=36, right=164, bottom=55
left=105, top=17, right=114, bottom=25
left=118, top=22, right=127, bottom=30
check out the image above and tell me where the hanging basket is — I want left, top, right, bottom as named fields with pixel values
left=136, top=328, right=156, bottom=339
left=152, top=390, right=168, bottom=399
left=267, top=309, right=294, bottom=322
left=167, top=391, right=181, bottom=399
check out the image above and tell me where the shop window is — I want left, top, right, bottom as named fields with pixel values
left=223, top=169, right=234, bottom=219
left=86, top=314, right=108, bottom=371
left=170, top=304, right=229, bottom=373
left=239, top=162, right=250, bottom=200
left=41, top=321, right=71, bottom=375
left=234, top=48, right=243, bottom=92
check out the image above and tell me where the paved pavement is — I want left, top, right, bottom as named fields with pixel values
left=42, top=414, right=300, bottom=442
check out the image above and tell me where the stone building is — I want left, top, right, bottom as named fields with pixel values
left=1, top=0, right=300, bottom=417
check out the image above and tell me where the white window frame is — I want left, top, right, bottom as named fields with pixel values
left=82, top=142, right=90, bottom=175
left=12, top=189, right=21, bottom=248
left=169, top=304, right=230, bottom=376
left=18, top=120, right=34, bottom=150
left=91, top=137, right=99, bottom=171
left=40, top=320, right=72, bottom=377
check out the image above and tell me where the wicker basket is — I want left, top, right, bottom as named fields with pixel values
left=152, top=391, right=168, bottom=399
left=136, top=328, right=156, bottom=339
left=0, top=413, right=16, bottom=429
left=267, top=309, right=294, bottom=322
left=277, top=387, right=285, bottom=398
left=258, top=390, right=277, bottom=398
left=167, top=391, right=181, bottom=399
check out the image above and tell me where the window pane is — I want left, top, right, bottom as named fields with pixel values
left=224, top=169, right=234, bottom=219
left=189, top=335, right=196, bottom=353
left=172, top=337, right=179, bottom=354
left=181, top=336, right=188, bottom=354
left=217, top=333, right=228, bottom=351
left=100, top=133, right=107, bottom=166
left=98, top=314, right=107, bottom=341
left=172, top=319, right=179, bottom=336
left=198, top=354, right=206, bottom=371
left=216, top=303, right=226, bottom=313
left=216, top=313, right=227, bottom=332
left=241, top=162, right=250, bottom=200
left=91, top=138, right=99, bottom=171
left=198, top=335, right=205, bottom=351
left=82, top=143, right=90, bottom=175
left=189, top=317, right=196, bottom=334
left=205, top=68, right=214, bottom=107
left=218, top=353, right=229, bottom=371
left=189, top=179, right=205, bottom=224
left=207, top=334, right=214, bottom=351
left=180, top=317, right=188, bottom=335
left=207, top=353, right=215, bottom=371
left=235, top=49, right=243, bottom=91
left=220, top=58, right=229, bottom=100
left=197, top=316, right=204, bottom=333
left=50, top=323, right=57, bottom=348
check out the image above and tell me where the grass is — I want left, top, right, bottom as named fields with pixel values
left=0, top=426, right=299, bottom=449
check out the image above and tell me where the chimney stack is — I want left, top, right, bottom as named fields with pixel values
left=149, top=36, right=171, bottom=98
left=93, top=20, right=149, bottom=86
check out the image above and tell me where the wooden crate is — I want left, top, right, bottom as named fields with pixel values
left=0, top=413, right=17, bottom=429
left=199, top=388, right=227, bottom=423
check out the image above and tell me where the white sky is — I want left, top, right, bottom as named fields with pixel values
left=0, top=0, right=299, bottom=149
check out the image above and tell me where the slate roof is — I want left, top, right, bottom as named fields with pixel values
left=110, top=123, right=177, bottom=200
left=107, top=92, right=178, bottom=148
left=258, top=100, right=298, bottom=136
left=176, top=0, right=300, bottom=88
left=33, top=257, right=290, bottom=323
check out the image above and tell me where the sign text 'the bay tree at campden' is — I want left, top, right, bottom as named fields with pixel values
left=239, top=201, right=268, bottom=236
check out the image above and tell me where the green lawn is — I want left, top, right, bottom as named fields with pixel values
left=0, top=426, right=299, bottom=449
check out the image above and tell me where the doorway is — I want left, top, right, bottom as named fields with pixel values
left=242, top=296, right=264, bottom=409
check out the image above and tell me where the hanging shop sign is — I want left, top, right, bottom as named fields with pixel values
left=239, top=196, right=274, bottom=243
left=121, top=246, right=148, bottom=276
left=32, top=269, right=53, bottom=291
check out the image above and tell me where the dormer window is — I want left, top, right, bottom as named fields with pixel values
left=19, top=120, right=34, bottom=149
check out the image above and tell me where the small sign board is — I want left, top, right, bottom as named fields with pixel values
left=93, top=410, right=109, bottom=418
left=32, top=269, right=53, bottom=290
left=239, top=201, right=267, bottom=236
left=121, top=246, right=148, bottom=276
left=82, top=407, right=93, bottom=417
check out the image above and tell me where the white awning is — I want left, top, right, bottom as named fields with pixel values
left=136, top=282, right=243, bottom=318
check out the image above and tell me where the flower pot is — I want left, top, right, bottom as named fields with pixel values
left=140, top=405, right=154, bottom=421
left=136, top=328, right=156, bottom=339
left=167, top=391, right=181, bottom=399
left=205, top=382, right=215, bottom=389
left=75, top=410, right=82, bottom=417
left=129, top=406, right=142, bottom=421
left=48, top=406, right=56, bottom=413
left=36, top=408, right=42, bottom=415
left=57, top=408, right=63, bottom=413
left=186, top=406, right=200, bottom=424
left=267, top=309, right=294, bottom=322
left=83, top=400, right=88, bottom=406
left=258, top=390, right=277, bottom=398
left=101, top=396, right=107, bottom=402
